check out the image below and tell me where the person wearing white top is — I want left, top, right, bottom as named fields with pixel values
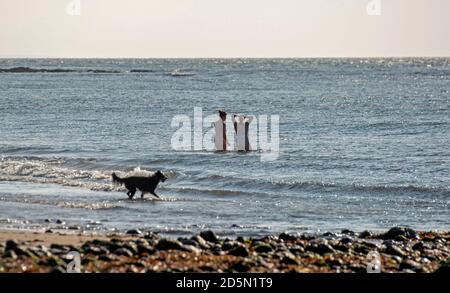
left=232, top=114, right=253, bottom=151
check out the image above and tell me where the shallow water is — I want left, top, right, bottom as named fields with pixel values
left=0, top=58, right=449, bottom=236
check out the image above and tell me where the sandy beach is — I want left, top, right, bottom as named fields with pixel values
left=0, top=227, right=448, bottom=273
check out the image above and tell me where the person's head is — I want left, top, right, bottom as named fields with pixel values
left=218, top=110, right=227, bottom=121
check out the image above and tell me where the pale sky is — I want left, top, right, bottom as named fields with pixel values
left=0, top=0, right=449, bottom=58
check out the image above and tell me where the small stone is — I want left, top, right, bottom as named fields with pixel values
left=399, top=260, right=423, bottom=272
left=280, top=255, right=299, bottom=265
left=98, top=254, right=114, bottom=262
left=14, top=246, right=35, bottom=258
left=5, top=240, right=19, bottom=251
left=222, top=240, right=241, bottom=251
left=199, top=230, right=219, bottom=243
left=305, top=243, right=335, bottom=255
left=178, top=238, right=199, bottom=247
left=49, top=266, right=66, bottom=273
left=341, top=229, right=356, bottom=236
left=56, top=219, right=65, bottom=224
left=45, top=229, right=53, bottom=234
left=191, top=235, right=210, bottom=249
left=412, top=242, right=424, bottom=251
left=228, top=246, right=249, bottom=257
left=230, top=261, right=251, bottom=272
left=340, top=237, right=353, bottom=244
left=253, top=243, right=273, bottom=253
left=384, top=244, right=405, bottom=257
left=137, top=244, right=155, bottom=255
left=4, top=250, right=18, bottom=259
left=279, top=232, right=297, bottom=241
left=156, top=239, right=188, bottom=251
left=126, top=229, right=142, bottom=236
left=380, top=227, right=418, bottom=240
left=83, top=245, right=109, bottom=256
left=434, top=258, right=450, bottom=273
left=113, top=248, right=133, bottom=257
left=359, top=231, right=372, bottom=238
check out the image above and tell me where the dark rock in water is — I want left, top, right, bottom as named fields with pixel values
left=5, top=240, right=18, bottom=251
left=199, top=230, right=219, bottom=243
left=279, top=232, right=297, bottom=241
left=49, top=266, right=66, bottom=273
left=379, top=227, right=418, bottom=240
left=126, top=229, right=142, bottom=236
left=305, top=243, right=335, bottom=255
left=399, top=260, right=423, bottom=272
left=228, top=246, right=249, bottom=257
left=56, top=219, right=64, bottom=224
left=359, top=231, right=372, bottom=239
left=156, top=239, right=188, bottom=251
left=253, top=243, right=274, bottom=253
left=341, top=229, right=356, bottom=236
left=280, top=255, right=299, bottom=265
left=113, top=248, right=133, bottom=257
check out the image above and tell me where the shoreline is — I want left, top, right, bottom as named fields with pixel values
left=0, top=227, right=448, bottom=273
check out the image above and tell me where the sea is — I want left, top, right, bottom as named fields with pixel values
left=0, top=58, right=448, bottom=237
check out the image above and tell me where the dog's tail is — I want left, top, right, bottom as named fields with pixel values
left=112, top=172, right=125, bottom=185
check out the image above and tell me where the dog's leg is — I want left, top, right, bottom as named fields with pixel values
left=150, top=191, right=160, bottom=199
left=141, top=192, right=145, bottom=199
left=128, top=188, right=136, bottom=199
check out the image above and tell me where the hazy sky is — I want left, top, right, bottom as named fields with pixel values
left=1, top=0, right=449, bottom=58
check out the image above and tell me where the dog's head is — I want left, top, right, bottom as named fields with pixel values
left=155, top=170, right=167, bottom=182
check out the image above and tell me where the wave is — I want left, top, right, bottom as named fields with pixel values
left=168, top=68, right=195, bottom=77
left=0, top=155, right=448, bottom=199
left=0, top=156, right=177, bottom=192
left=188, top=173, right=450, bottom=197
